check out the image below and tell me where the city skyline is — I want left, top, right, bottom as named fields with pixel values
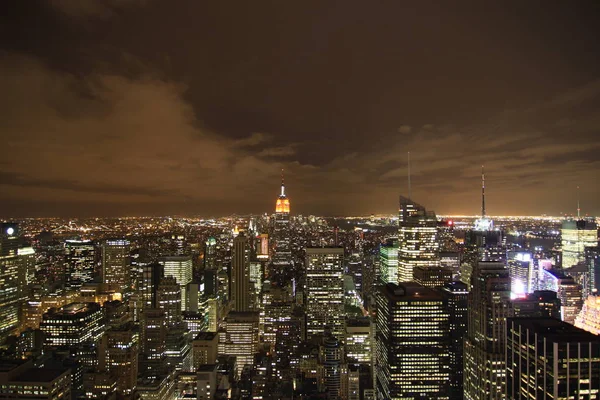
left=1, top=2, right=600, bottom=217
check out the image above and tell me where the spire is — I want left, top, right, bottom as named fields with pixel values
left=481, top=165, right=486, bottom=219
left=407, top=151, right=411, bottom=200
left=280, top=168, right=285, bottom=197
left=577, top=185, right=581, bottom=218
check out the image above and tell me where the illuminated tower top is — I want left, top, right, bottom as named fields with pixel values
left=275, top=169, right=290, bottom=213
left=474, top=165, right=494, bottom=231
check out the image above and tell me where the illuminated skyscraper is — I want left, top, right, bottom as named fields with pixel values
left=159, top=255, right=192, bottom=311
left=464, top=262, right=512, bottom=400
left=273, top=170, right=292, bottom=267
left=231, top=233, right=250, bottom=312
left=506, top=318, right=600, bottom=399
left=441, top=281, right=468, bottom=400
left=539, top=269, right=583, bottom=324
left=562, top=218, right=598, bottom=269
left=379, top=240, right=398, bottom=284
left=156, top=276, right=182, bottom=326
left=41, top=302, right=105, bottom=348
left=0, top=223, right=21, bottom=341
left=99, top=323, right=139, bottom=396
left=218, top=311, right=259, bottom=378
left=397, top=196, right=440, bottom=282
left=305, top=247, right=345, bottom=341
left=102, top=239, right=131, bottom=291
left=65, top=239, right=96, bottom=289
left=575, top=295, right=600, bottom=335
left=375, top=282, right=450, bottom=399
left=507, top=252, right=535, bottom=297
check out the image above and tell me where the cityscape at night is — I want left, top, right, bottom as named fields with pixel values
left=1, top=2, right=600, bottom=400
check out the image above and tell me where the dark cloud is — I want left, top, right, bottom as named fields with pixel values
left=1, top=2, right=600, bottom=217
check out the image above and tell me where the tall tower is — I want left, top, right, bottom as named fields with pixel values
left=474, top=166, right=494, bottom=231
left=463, top=262, right=512, bottom=400
left=158, top=255, right=192, bottom=311
left=397, top=197, right=440, bottom=282
left=305, top=247, right=345, bottom=341
left=231, top=233, right=250, bottom=312
left=375, top=282, right=450, bottom=399
left=64, top=239, right=96, bottom=290
left=102, top=239, right=131, bottom=291
left=273, top=170, right=292, bottom=268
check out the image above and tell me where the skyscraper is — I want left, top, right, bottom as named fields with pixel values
left=65, top=239, right=96, bottom=289
left=574, top=295, right=600, bottom=335
left=379, top=240, right=398, bottom=284
left=464, top=262, right=512, bottom=400
left=159, top=255, right=192, bottom=311
left=0, top=223, right=21, bottom=341
left=506, top=318, right=600, bottom=399
left=397, top=196, right=440, bottom=282
left=102, top=239, right=131, bottom=291
left=562, top=218, right=598, bottom=269
left=441, top=281, right=468, bottom=400
left=272, top=171, right=292, bottom=268
left=375, top=282, right=450, bottom=399
left=231, top=233, right=250, bottom=312
left=305, top=247, right=345, bottom=341
left=218, top=311, right=259, bottom=378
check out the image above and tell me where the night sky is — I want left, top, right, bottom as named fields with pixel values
left=1, top=1, right=600, bottom=217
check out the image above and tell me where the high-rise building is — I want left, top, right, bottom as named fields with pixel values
left=512, top=290, right=561, bottom=319
left=397, top=196, right=440, bottom=282
left=0, top=360, right=72, bottom=400
left=464, top=262, right=512, bottom=400
left=441, top=281, right=468, bottom=400
left=65, top=239, right=96, bottom=290
left=506, top=317, right=600, bottom=399
left=99, top=323, right=139, bottom=396
left=231, top=233, right=250, bottom=312
left=139, top=308, right=167, bottom=376
left=375, top=282, right=450, bottom=399
left=538, top=269, right=584, bottom=324
left=0, top=224, right=21, bottom=341
left=562, top=218, right=598, bottom=269
left=192, top=332, right=218, bottom=371
left=345, top=318, right=371, bottom=365
left=139, top=262, right=163, bottom=308
left=574, top=295, right=600, bottom=335
left=41, top=302, right=104, bottom=348
left=273, top=171, right=292, bottom=267
left=413, top=265, right=452, bottom=288
left=218, top=311, right=259, bottom=378
left=156, top=276, right=182, bottom=326
left=159, top=255, right=192, bottom=311
left=102, top=239, right=131, bottom=291
left=305, top=247, right=345, bottom=341
left=379, top=241, right=398, bottom=284
left=507, top=251, right=535, bottom=297
left=585, top=246, right=600, bottom=293
left=321, top=333, right=343, bottom=400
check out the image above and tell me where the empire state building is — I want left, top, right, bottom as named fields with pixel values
left=272, top=171, right=292, bottom=267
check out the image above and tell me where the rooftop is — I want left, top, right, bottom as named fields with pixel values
left=509, top=317, right=600, bottom=343
left=13, top=368, right=68, bottom=383
left=383, top=282, right=443, bottom=301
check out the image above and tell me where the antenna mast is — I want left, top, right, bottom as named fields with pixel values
left=481, top=165, right=486, bottom=219
left=577, top=185, right=580, bottom=218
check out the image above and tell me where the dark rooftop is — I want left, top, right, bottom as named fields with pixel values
left=194, top=332, right=218, bottom=341
left=13, top=368, right=68, bottom=383
left=383, top=282, right=443, bottom=301
left=509, top=317, right=600, bottom=343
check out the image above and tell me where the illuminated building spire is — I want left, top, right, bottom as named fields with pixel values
left=281, top=168, right=285, bottom=197
left=481, top=165, right=486, bottom=219
left=577, top=185, right=581, bottom=218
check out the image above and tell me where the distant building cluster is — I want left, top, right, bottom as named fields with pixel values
left=0, top=172, right=599, bottom=399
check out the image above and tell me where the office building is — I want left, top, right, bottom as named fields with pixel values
left=379, top=241, right=398, bottom=284
left=192, top=332, right=218, bottom=371
left=159, top=255, right=192, bottom=311
left=464, top=262, right=512, bottom=400
left=538, top=269, right=584, bottom=324
left=507, top=252, right=535, bottom=297
left=99, top=323, right=139, bottom=396
left=512, top=290, right=561, bottom=319
left=413, top=265, right=452, bottom=288
left=139, top=262, right=163, bottom=308
left=375, top=282, right=450, bottom=399
left=575, top=295, right=600, bottom=335
left=397, top=196, right=440, bottom=282
left=140, top=308, right=167, bottom=375
left=64, top=239, right=96, bottom=290
left=218, top=311, right=259, bottom=378
left=40, top=302, right=104, bottom=348
left=231, top=233, right=251, bottom=312
left=273, top=172, right=292, bottom=267
left=156, top=276, right=182, bottom=326
left=0, top=248, right=20, bottom=341
left=305, top=247, right=345, bottom=341
left=197, top=364, right=218, bottom=400
left=321, top=333, right=343, bottom=400
left=441, top=281, right=468, bottom=400
left=506, top=318, right=600, bottom=399
left=102, top=239, right=131, bottom=291
left=562, top=218, right=598, bottom=269
left=0, top=360, right=71, bottom=400
left=345, top=318, right=371, bottom=365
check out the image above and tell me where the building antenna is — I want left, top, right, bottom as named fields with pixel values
left=407, top=151, right=411, bottom=200
left=281, top=168, right=285, bottom=196
left=577, top=185, right=580, bottom=218
left=481, top=165, right=486, bottom=219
